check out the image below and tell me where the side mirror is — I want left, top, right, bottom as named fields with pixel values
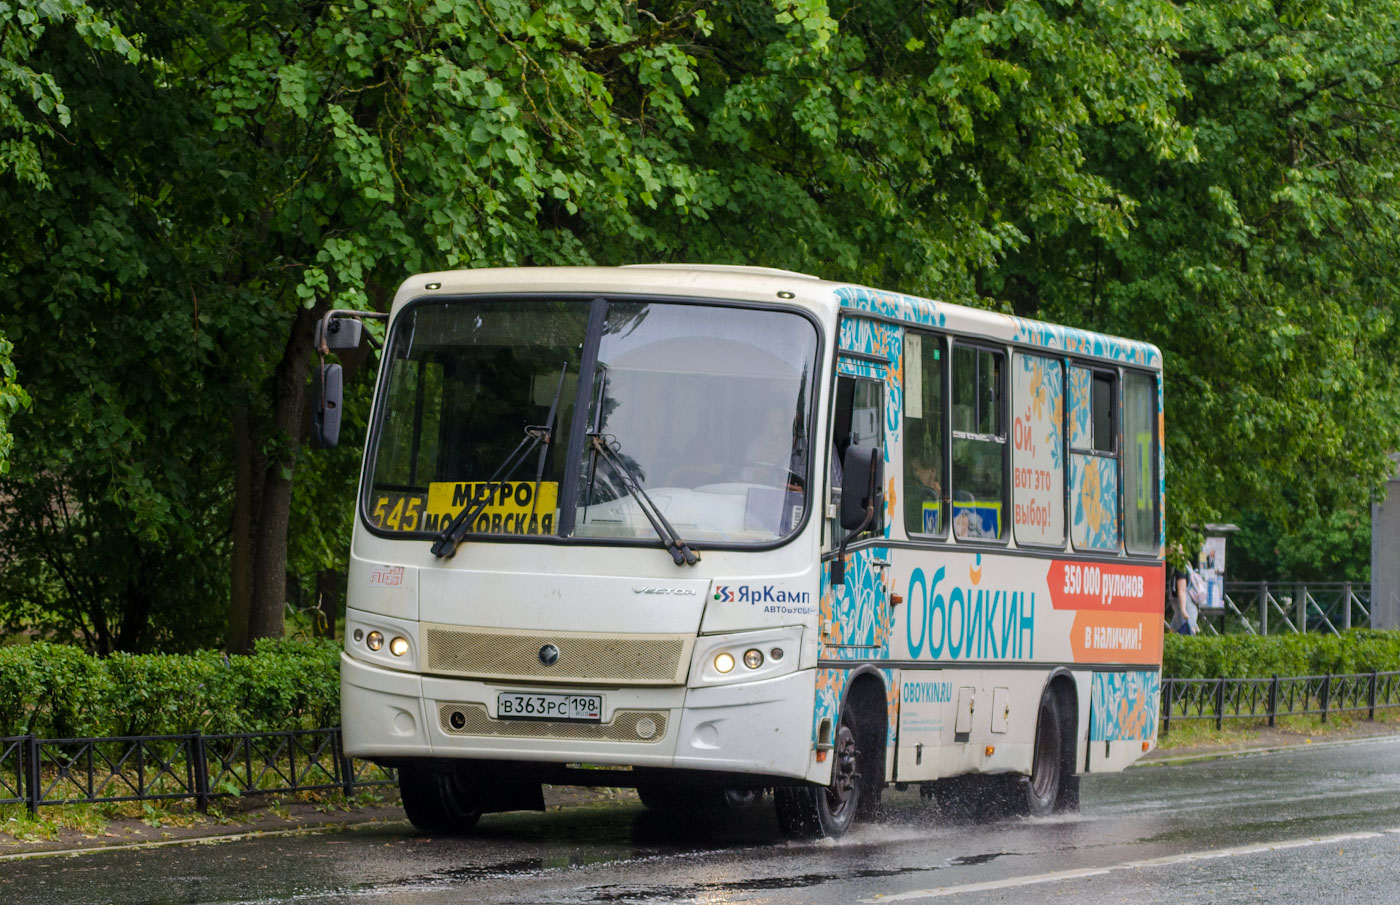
left=312, top=362, right=343, bottom=449
left=831, top=445, right=882, bottom=585
left=840, top=445, right=882, bottom=531
left=317, top=316, right=363, bottom=352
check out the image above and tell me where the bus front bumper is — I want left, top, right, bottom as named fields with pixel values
left=340, top=653, right=816, bottom=780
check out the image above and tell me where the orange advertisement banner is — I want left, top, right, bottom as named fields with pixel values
left=1047, top=560, right=1165, bottom=614
left=1070, top=611, right=1164, bottom=665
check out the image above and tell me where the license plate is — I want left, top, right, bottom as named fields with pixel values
left=496, top=692, right=602, bottom=722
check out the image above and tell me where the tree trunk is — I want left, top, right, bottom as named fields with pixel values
left=227, top=404, right=260, bottom=653
left=227, top=304, right=323, bottom=652
left=114, top=562, right=154, bottom=653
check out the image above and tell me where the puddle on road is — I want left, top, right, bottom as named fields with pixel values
left=347, top=789, right=1053, bottom=902
left=575, top=850, right=1019, bottom=903
left=580, top=864, right=936, bottom=903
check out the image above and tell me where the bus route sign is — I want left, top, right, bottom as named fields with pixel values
left=425, top=481, right=559, bottom=536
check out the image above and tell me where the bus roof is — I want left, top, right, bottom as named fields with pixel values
left=393, top=265, right=1162, bottom=371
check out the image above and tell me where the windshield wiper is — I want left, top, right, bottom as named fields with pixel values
left=431, top=363, right=568, bottom=558
left=587, top=432, right=700, bottom=567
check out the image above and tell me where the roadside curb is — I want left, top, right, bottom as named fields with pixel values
left=0, top=817, right=408, bottom=863
left=1138, top=731, right=1400, bottom=767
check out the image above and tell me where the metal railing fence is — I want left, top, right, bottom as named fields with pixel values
left=5, top=678, right=1395, bottom=802
left=1160, top=671, right=1400, bottom=734
left=0, top=727, right=393, bottom=814
left=1186, top=581, right=1371, bottom=636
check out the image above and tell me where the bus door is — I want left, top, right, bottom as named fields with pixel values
left=821, top=345, right=894, bottom=655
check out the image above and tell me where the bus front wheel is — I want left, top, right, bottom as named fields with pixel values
left=775, top=711, right=862, bottom=839
left=398, top=765, right=483, bottom=834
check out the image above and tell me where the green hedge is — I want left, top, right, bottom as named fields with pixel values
left=1164, top=630, right=1400, bottom=679
left=0, top=639, right=340, bottom=738
left=8, top=632, right=1400, bottom=736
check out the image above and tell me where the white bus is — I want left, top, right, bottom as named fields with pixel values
left=320, top=265, right=1165, bottom=839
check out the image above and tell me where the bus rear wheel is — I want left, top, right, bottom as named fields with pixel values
left=398, top=765, right=483, bottom=834
left=1019, top=688, right=1074, bottom=818
left=775, top=712, right=862, bottom=839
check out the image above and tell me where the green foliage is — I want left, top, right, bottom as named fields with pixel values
left=2, top=0, right=1398, bottom=649
left=224, top=637, right=342, bottom=733
left=0, top=1, right=230, bottom=652
left=0, top=0, right=139, bottom=188
left=1230, top=506, right=1372, bottom=582
left=1163, top=630, right=1400, bottom=679
left=0, top=640, right=108, bottom=737
left=1016, top=0, right=1400, bottom=549
left=0, top=327, right=29, bottom=474
left=0, top=639, right=341, bottom=737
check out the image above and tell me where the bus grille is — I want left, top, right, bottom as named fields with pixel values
left=422, top=625, right=691, bottom=685
left=437, top=703, right=668, bottom=743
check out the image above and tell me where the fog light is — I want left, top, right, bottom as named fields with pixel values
left=635, top=717, right=657, bottom=740
left=743, top=649, right=764, bottom=669
left=366, top=631, right=384, bottom=651
left=389, top=636, right=409, bottom=657
left=714, top=652, right=735, bottom=674
left=449, top=710, right=466, bottom=730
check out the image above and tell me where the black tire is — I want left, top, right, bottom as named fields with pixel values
left=723, top=788, right=762, bottom=809
left=775, top=711, right=863, bottom=839
left=935, top=689, right=1076, bottom=822
left=398, top=765, right=483, bottom=834
left=1019, top=688, right=1073, bottom=817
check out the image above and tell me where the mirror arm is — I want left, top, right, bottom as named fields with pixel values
left=831, top=454, right=879, bottom=586
left=318, top=309, right=389, bottom=356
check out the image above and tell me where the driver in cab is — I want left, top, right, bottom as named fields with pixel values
left=741, top=426, right=806, bottom=491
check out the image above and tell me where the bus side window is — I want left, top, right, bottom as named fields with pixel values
left=830, top=374, right=883, bottom=543
left=951, top=344, right=1006, bottom=541
left=903, top=332, right=946, bottom=537
left=1122, top=371, right=1159, bottom=553
left=1069, top=364, right=1121, bottom=551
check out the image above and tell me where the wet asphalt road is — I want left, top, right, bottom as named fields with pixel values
left=8, top=737, right=1400, bottom=904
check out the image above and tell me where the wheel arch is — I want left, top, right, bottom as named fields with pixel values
left=839, top=666, right=891, bottom=789
left=1039, top=667, right=1085, bottom=774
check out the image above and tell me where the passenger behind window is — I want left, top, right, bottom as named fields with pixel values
left=952, top=490, right=997, bottom=539
left=906, top=453, right=942, bottom=533
left=742, top=424, right=804, bottom=491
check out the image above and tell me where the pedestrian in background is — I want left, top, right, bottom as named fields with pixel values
left=1170, top=546, right=1203, bottom=635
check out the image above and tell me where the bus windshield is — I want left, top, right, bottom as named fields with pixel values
left=363, top=297, right=820, bottom=547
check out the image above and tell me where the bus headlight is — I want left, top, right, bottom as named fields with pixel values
left=344, top=609, right=418, bottom=671
left=692, top=627, right=803, bottom=687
